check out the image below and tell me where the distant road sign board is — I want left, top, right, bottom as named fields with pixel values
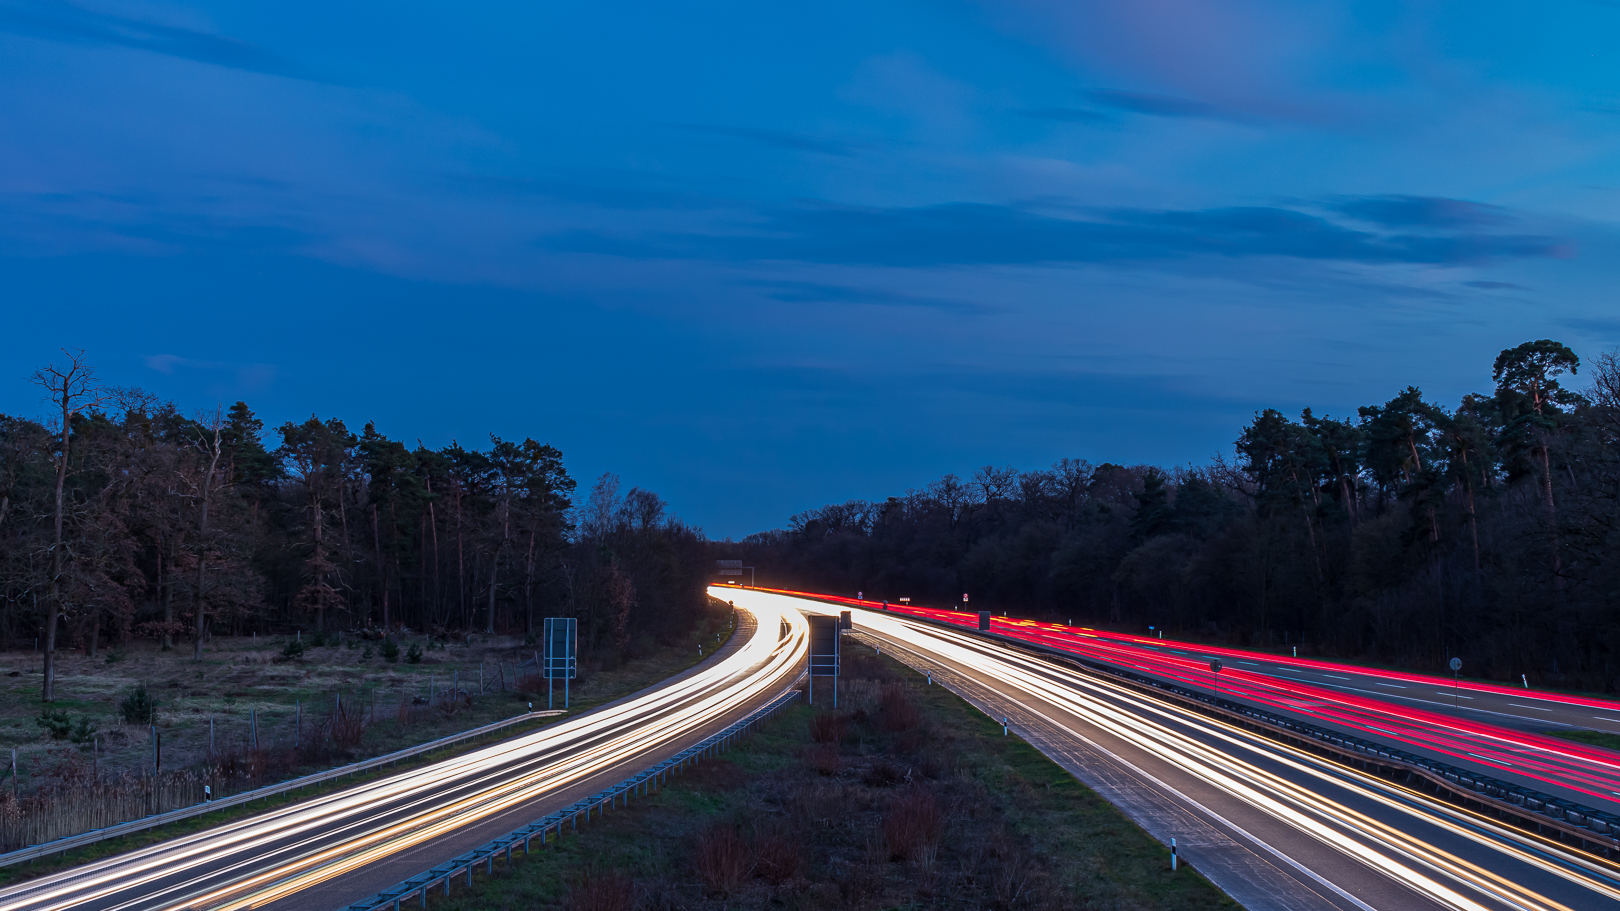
left=542, top=617, right=577, bottom=680
left=716, top=559, right=743, bottom=576
left=808, top=615, right=840, bottom=678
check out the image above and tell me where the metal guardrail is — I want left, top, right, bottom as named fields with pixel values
left=0, top=709, right=560, bottom=867
left=898, top=615, right=1620, bottom=862
left=340, top=686, right=803, bottom=911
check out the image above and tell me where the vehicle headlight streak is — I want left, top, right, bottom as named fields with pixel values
left=0, top=600, right=807, bottom=911
left=728, top=590, right=1620, bottom=911
left=752, top=587, right=1620, bottom=808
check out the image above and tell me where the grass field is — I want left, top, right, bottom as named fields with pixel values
left=1546, top=729, right=1620, bottom=752
left=421, top=641, right=1235, bottom=911
left=0, top=600, right=737, bottom=865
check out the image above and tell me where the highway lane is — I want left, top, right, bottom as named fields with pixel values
left=734, top=589, right=1620, bottom=911
left=1121, top=643, right=1620, bottom=736
left=743, top=587, right=1620, bottom=813
left=0, top=601, right=807, bottom=911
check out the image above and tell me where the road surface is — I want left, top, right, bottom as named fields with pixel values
left=727, top=588, right=1620, bottom=911
left=0, top=600, right=807, bottom=911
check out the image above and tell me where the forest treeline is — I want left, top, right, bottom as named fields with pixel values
left=1, top=351, right=708, bottom=702
left=733, top=341, right=1620, bottom=692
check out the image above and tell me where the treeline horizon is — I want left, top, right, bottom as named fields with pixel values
left=1, top=350, right=707, bottom=702
left=730, top=340, right=1620, bottom=693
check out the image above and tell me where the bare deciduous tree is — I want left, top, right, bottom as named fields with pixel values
left=30, top=349, right=103, bottom=702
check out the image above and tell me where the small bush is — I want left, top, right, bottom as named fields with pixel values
left=807, top=742, right=841, bottom=776
left=878, top=685, right=920, bottom=732
left=694, top=824, right=750, bottom=895
left=808, top=712, right=847, bottom=744
left=345, top=637, right=359, bottom=650
left=752, top=824, right=802, bottom=885
left=380, top=639, right=400, bottom=663
left=883, top=788, right=942, bottom=860
left=281, top=638, right=306, bottom=660
left=566, top=868, right=635, bottom=911
left=103, top=648, right=126, bottom=664
left=361, top=645, right=373, bottom=660
left=119, top=684, right=157, bottom=725
left=36, top=709, right=72, bottom=740
left=69, top=716, right=98, bottom=745
left=406, top=642, right=424, bottom=664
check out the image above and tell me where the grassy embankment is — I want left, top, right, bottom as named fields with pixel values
left=1546, top=730, right=1620, bottom=752
left=0, top=600, right=736, bottom=882
left=425, top=640, right=1234, bottom=911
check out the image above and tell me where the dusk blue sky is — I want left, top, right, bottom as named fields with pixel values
left=3, top=1, right=1618, bottom=538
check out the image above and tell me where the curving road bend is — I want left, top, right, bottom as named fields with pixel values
left=0, top=600, right=807, bottom=911
left=731, top=589, right=1620, bottom=911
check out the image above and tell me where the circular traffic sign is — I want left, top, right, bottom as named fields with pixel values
left=1449, top=657, right=1462, bottom=672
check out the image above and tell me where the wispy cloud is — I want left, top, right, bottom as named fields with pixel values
left=548, top=197, right=1573, bottom=269
left=1329, top=195, right=1509, bottom=229
left=145, top=354, right=276, bottom=391
left=749, top=280, right=997, bottom=315
left=1085, top=89, right=1229, bottom=119
left=673, top=124, right=868, bottom=157
left=1017, top=106, right=1113, bottom=124
left=0, top=0, right=303, bottom=78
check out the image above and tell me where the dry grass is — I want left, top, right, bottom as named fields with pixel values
left=0, top=600, right=737, bottom=853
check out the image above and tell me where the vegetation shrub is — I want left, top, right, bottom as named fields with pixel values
left=807, top=711, right=846, bottom=744
left=694, top=823, right=750, bottom=895
left=566, top=869, right=635, bottom=911
left=807, top=742, right=841, bottom=776
left=751, top=823, right=802, bottom=885
left=118, top=684, right=156, bottom=725
left=882, top=787, right=942, bottom=861
left=877, top=684, right=920, bottom=732
left=406, top=642, right=424, bottom=664
left=380, top=639, right=400, bottom=663
left=280, top=638, right=305, bottom=660
left=35, top=709, right=72, bottom=740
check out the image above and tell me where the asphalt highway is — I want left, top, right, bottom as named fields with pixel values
left=0, top=601, right=807, bottom=911
left=732, top=588, right=1620, bottom=911
left=743, top=587, right=1620, bottom=813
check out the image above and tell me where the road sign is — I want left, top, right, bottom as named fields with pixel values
left=1209, top=659, right=1222, bottom=673
left=542, top=617, right=577, bottom=710
left=978, top=611, right=991, bottom=631
left=963, top=593, right=970, bottom=603
left=839, top=610, right=852, bottom=630
left=543, top=618, right=577, bottom=680
left=1449, top=657, right=1462, bottom=672
left=716, top=559, right=743, bottom=576
left=808, top=615, right=841, bottom=708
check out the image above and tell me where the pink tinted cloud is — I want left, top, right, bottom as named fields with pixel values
left=989, top=0, right=1352, bottom=123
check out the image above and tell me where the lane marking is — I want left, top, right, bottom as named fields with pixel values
left=1507, top=704, right=1553, bottom=712
left=1437, top=693, right=1474, bottom=700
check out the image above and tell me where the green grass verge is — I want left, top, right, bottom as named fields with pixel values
left=422, top=642, right=1235, bottom=911
left=1545, top=729, right=1620, bottom=752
